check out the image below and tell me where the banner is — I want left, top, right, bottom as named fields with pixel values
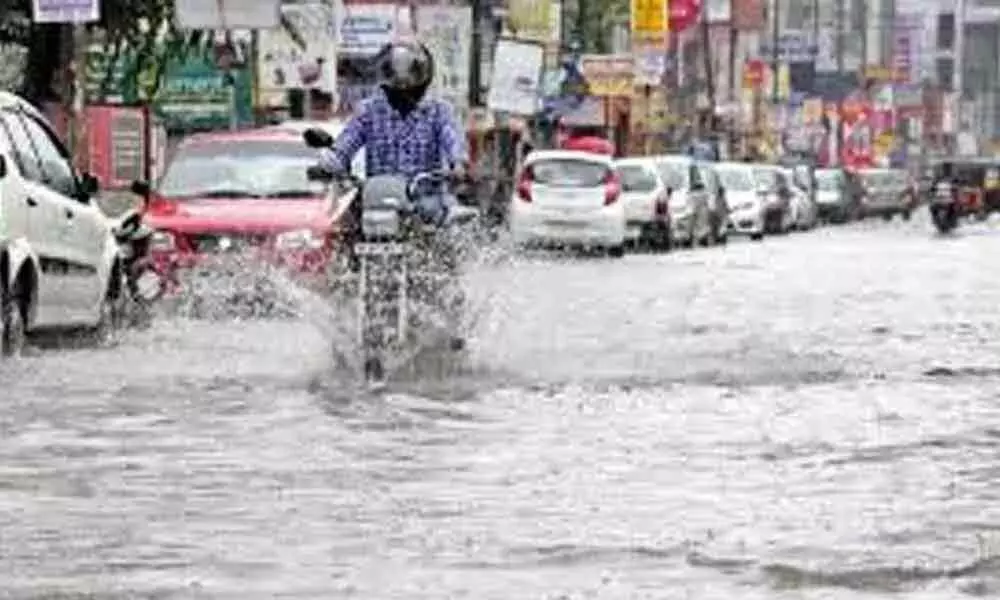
left=257, top=2, right=338, bottom=105
left=631, top=0, right=667, bottom=40
left=339, top=4, right=409, bottom=56
left=508, top=0, right=551, bottom=41
left=487, top=39, right=544, bottom=115
left=32, top=0, right=100, bottom=23
left=580, top=54, right=634, bottom=96
left=415, top=5, right=472, bottom=113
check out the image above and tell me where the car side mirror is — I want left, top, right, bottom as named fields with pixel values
left=303, top=128, right=334, bottom=149
left=79, top=172, right=99, bottom=197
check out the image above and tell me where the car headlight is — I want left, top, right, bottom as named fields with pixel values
left=275, top=229, right=324, bottom=250
left=361, top=209, right=401, bottom=238
left=150, top=231, right=175, bottom=251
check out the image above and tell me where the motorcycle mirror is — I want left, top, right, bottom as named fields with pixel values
left=303, top=128, right=334, bottom=148
left=130, top=180, right=151, bottom=197
left=115, top=211, right=142, bottom=238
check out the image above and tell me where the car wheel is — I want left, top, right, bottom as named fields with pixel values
left=607, top=245, right=625, bottom=258
left=749, top=231, right=764, bottom=241
left=1, top=279, right=27, bottom=358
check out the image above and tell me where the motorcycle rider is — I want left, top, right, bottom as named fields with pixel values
left=316, top=39, right=471, bottom=350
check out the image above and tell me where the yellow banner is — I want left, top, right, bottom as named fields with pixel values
left=508, top=0, right=552, bottom=41
left=581, top=54, right=635, bottom=96
left=631, top=0, right=667, bottom=40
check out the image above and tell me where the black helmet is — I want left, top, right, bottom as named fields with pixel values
left=375, top=40, right=434, bottom=100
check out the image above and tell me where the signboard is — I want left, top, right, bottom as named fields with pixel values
left=508, top=0, right=552, bottom=41
left=759, top=31, right=818, bottom=62
left=339, top=4, right=409, bottom=56
left=415, top=5, right=472, bottom=112
left=580, top=54, right=634, bottom=96
left=257, top=2, right=338, bottom=103
left=175, top=0, right=280, bottom=29
left=487, top=39, right=544, bottom=115
left=156, top=55, right=253, bottom=132
left=743, top=59, right=765, bottom=89
left=86, top=105, right=147, bottom=190
left=631, top=0, right=667, bottom=39
left=32, top=0, right=99, bottom=23
left=633, top=45, right=667, bottom=86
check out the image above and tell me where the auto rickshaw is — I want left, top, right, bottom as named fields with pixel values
left=927, top=156, right=1000, bottom=232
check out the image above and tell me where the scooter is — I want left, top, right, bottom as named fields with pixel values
left=929, top=181, right=959, bottom=234
left=110, top=183, right=167, bottom=327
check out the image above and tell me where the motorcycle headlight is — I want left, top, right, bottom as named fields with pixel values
left=362, top=209, right=401, bottom=238
left=275, top=228, right=324, bottom=250
left=150, top=231, right=175, bottom=251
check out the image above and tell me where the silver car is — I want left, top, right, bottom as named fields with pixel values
left=650, top=155, right=715, bottom=247
left=814, top=168, right=858, bottom=223
left=856, top=168, right=914, bottom=221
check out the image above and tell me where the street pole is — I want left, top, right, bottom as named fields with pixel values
left=770, top=0, right=779, bottom=103
left=954, top=0, right=966, bottom=98
left=835, top=0, right=843, bottom=73
left=469, top=0, right=484, bottom=107
left=700, top=14, right=716, bottom=135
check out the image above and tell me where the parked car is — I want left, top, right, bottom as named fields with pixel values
left=698, top=162, right=731, bottom=243
left=713, top=161, right=766, bottom=240
left=751, top=164, right=795, bottom=234
left=509, top=149, right=626, bottom=256
left=138, top=128, right=344, bottom=296
left=855, top=167, right=914, bottom=220
left=650, top=155, right=715, bottom=247
left=613, top=157, right=671, bottom=251
left=814, top=168, right=858, bottom=223
left=784, top=167, right=819, bottom=230
left=0, top=91, right=124, bottom=356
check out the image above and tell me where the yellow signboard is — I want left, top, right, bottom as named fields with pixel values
left=508, top=0, right=552, bottom=41
left=580, top=54, right=635, bottom=96
left=631, top=0, right=668, bottom=39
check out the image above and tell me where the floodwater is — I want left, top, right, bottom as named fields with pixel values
left=4, top=217, right=1000, bottom=598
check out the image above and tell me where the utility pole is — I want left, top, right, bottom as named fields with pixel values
left=835, top=0, right=844, bottom=74
left=771, top=0, right=780, bottom=103
left=469, top=0, right=484, bottom=107
left=954, top=0, right=966, bottom=98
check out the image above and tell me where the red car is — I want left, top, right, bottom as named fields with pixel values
left=139, top=129, right=343, bottom=292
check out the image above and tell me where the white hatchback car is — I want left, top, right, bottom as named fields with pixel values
left=0, top=92, right=122, bottom=356
left=713, top=161, right=766, bottom=240
left=509, top=150, right=627, bottom=256
left=613, top=157, right=671, bottom=250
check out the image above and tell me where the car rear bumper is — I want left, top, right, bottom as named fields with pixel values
left=728, top=207, right=764, bottom=235
left=511, top=212, right=626, bottom=247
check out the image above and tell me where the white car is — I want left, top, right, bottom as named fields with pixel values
left=650, top=155, right=714, bottom=247
left=509, top=150, right=627, bottom=256
left=0, top=92, right=124, bottom=356
left=613, top=157, right=671, bottom=250
left=713, top=162, right=766, bottom=240
left=266, top=119, right=366, bottom=178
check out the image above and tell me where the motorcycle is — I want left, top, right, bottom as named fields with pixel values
left=303, top=128, right=476, bottom=382
left=929, top=180, right=959, bottom=234
left=110, top=183, right=167, bottom=327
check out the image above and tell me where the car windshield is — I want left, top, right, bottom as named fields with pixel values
left=655, top=161, right=688, bottom=189
left=816, top=170, right=843, bottom=190
left=616, top=164, right=658, bottom=192
left=530, top=158, right=608, bottom=187
left=752, top=168, right=776, bottom=188
left=715, top=167, right=755, bottom=191
left=157, top=140, right=321, bottom=198
left=861, top=172, right=888, bottom=187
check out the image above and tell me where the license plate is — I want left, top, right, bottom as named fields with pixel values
left=355, top=242, right=407, bottom=256
left=546, top=219, right=586, bottom=228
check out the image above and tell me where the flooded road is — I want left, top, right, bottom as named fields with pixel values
left=5, top=218, right=1000, bottom=598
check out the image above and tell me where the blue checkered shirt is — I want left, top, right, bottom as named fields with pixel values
left=321, top=90, right=467, bottom=177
